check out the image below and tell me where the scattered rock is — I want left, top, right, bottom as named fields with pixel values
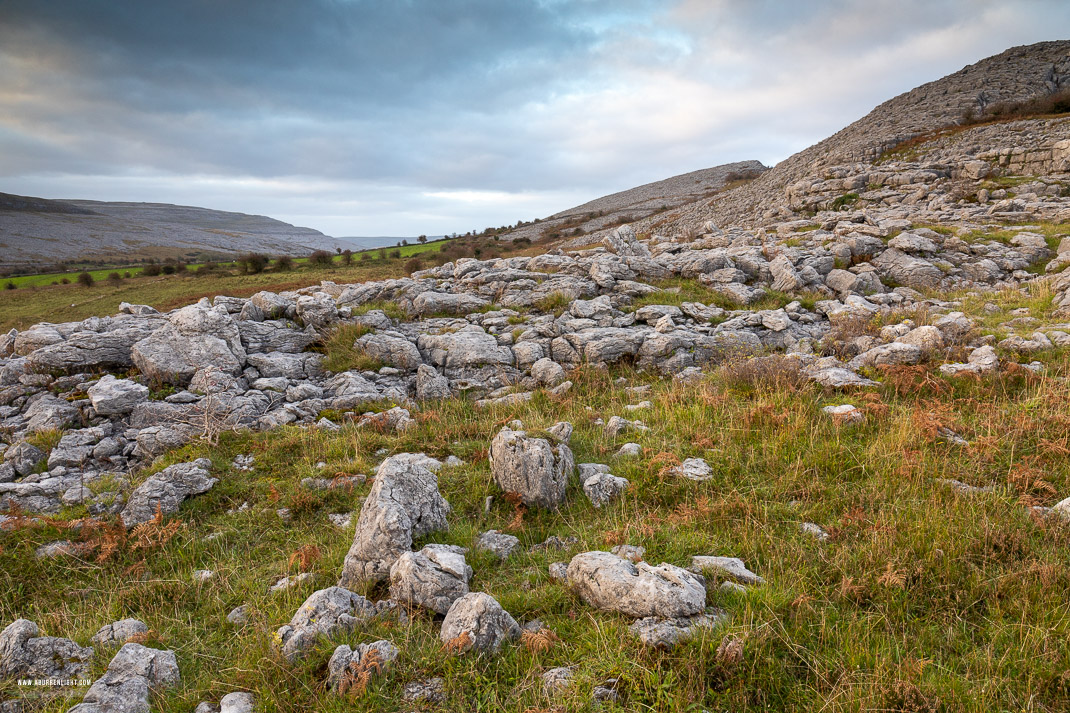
left=90, top=619, right=149, bottom=647
left=689, top=556, right=764, bottom=585
left=489, top=426, right=575, bottom=509
left=440, top=592, right=521, bottom=655
left=389, top=545, right=472, bottom=614
left=476, top=530, right=521, bottom=560
left=669, top=457, right=713, bottom=481
left=338, top=455, right=450, bottom=587
left=274, top=586, right=379, bottom=662
left=120, top=458, right=217, bottom=529
left=0, top=619, right=93, bottom=679
left=326, top=640, right=399, bottom=692
left=566, top=551, right=707, bottom=618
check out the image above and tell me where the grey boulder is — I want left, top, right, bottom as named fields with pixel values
left=389, top=545, right=472, bottom=615
left=489, top=426, right=575, bottom=509
left=338, top=455, right=451, bottom=587
left=566, top=551, right=707, bottom=618
left=120, top=458, right=217, bottom=528
left=87, top=375, right=149, bottom=416
left=439, top=592, right=521, bottom=655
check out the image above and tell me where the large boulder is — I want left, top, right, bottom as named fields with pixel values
left=274, top=586, right=379, bottom=662
left=489, top=426, right=575, bottom=509
left=120, top=459, right=217, bottom=528
left=24, top=394, right=81, bottom=434
left=439, top=592, right=521, bottom=655
left=338, top=455, right=451, bottom=587
left=602, top=225, right=651, bottom=258
left=131, top=302, right=246, bottom=385
left=389, top=545, right=472, bottom=614
left=415, top=364, right=451, bottom=400
left=871, top=248, right=944, bottom=290
left=68, top=643, right=179, bottom=713
left=0, top=619, right=93, bottom=679
left=356, top=333, right=423, bottom=371
left=24, top=318, right=162, bottom=373
left=566, top=551, right=706, bottom=618
left=412, top=291, right=489, bottom=316
left=417, top=326, right=513, bottom=377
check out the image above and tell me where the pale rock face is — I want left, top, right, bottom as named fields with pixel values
left=670, top=457, right=713, bottom=481
left=356, top=333, right=423, bottom=371
left=602, top=224, right=651, bottom=258
left=87, top=375, right=150, bottom=415
left=489, top=426, right=575, bottom=509
left=689, top=556, right=765, bottom=585
left=439, top=592, right=521, bottom=654
left=415, top=364, right=452, bottom=400
left=389, top=546, right=472, bottom=614
left=566, top=551, right=707, bottom=619
left=822, top=404, right=864, bottom=425
left=120, top=458, right=217, bottom=528
left=338, top=455, right=451, bottom=587
left=629, top=611, right=728, bottom=649
left=327, top=641, right=399, bottom=692
left=90, top=619, right=149, bottom=647
left=68, top=643, right=180, bottom=713
left=413, top=291, right=489, bottom=316
left=871, top=248, right=944, bottom=290
left=531, top=357, right=566, bottom=387
left=274, top=586, right=379, bottom=662
left=0, top=619, right=94, bottom=679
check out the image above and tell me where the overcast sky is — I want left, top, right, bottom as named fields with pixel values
left=1, top=1, right=1067, bottom=237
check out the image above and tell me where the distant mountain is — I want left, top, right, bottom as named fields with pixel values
left=0, top=193, right=347, bottom=269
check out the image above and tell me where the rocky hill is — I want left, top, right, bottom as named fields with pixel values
left=499, top=161, right=766, bottom=243
left=3, top=41, right=1070, bottom=712
left=0, top=193, right=346, bottom=269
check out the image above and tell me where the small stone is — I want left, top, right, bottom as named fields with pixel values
left=226, top=605, right=249, bottom=625
left=542, top=666, right=575, bottom=695
left=616, top=442, right=642, bottom=457
left=611, top=544, right=645, bottom=562
left=801, top=522, right=829, bottom=540
left=689, top=556, right=764, bottom=585
left=670, top=457, right=713, bottom=481
left=477, top=530, right=521, bottom=560
left=193, top=569, right=215, bottom=582
left=220, top=692, right=255, bottom=713
left=548, top=562, right=569, bottom=581
left=822, top=404, right=863, bottom=425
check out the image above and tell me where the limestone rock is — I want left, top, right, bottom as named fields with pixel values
left=326, top=640, right=399, bottom=692
left=489, top=426, right=575, bottom=509
left=566, top=551, right=707, bottom=619
left=120, top=458, right=217, bottom=528
left=439, top=592, right=521, bottom=655
left=629, top=610, right=728, bottom=649
left=0, top=619, right=93, bottom=679
left=389, top=546, right=472, bottom=614
left=274, top=586, right=379, bottom=662
left=87, top=376, right=149, bottom=416
left=90, top=619, right=149, bottom=647
left=338, top=455, right=451, bottom=587
left=476, top=530, right=521, bottom=560
left=69, top=643, right=180, bottom=713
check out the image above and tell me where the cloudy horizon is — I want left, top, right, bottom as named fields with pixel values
left=1, top=0, right=1067, bottom=237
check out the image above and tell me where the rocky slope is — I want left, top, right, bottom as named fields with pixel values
left=499, top=161, right=766, bottom=243
left=0, top=193, right=345, bottom=269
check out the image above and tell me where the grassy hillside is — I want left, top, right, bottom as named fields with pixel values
left=3, top=303, right=1069, bottom=711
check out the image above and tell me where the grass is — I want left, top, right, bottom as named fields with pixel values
left=6, top=351, right=1070, bottom=711
left=320, top=324, right=381, bottom=373
left=629, top=279, right=817, bottom=314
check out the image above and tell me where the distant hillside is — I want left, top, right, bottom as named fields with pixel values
left=497, top=161, right=767, bottom=243
left=0, top=193, right=346, bottom=270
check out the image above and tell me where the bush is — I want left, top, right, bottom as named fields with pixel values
left=360, top=252, right=370, bottom=261
left=60, top=277, right=70, bottom=284
left=341, top=249, right=353, bottom=266
left=4, top=281, right=15, bottom=290
left=123, top=271, right=132, bottom=278
left=275, top=255, right=294, bottom=271
left=405, top=257, right=423, bottom=274
left=107, top=272, right=122, bottom=286
left=377, top=247, right=387, bottom=260
left=240, top=253, right=268, bottom=274
left=162, top=264, right=175, bottom=275
left=142, top=263, right=161, bottom=277
left=309, top=250, right=334, bottom=266
left=196, top=262, right=218, bottom=275
left=76, top=271, right=94, bottom=287
left=388, top=249, right=401, bottom=259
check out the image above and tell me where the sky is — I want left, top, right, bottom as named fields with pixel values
left=1, top=1, right=1067, bottom=237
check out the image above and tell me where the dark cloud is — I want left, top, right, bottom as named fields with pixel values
left=0, top=0, right=1067, bottom=235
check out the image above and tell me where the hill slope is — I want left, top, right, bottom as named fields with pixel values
left=0, top=193, right=345, bottom=269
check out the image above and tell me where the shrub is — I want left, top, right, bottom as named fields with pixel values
left=123, top=271, right=131, bottom=278
left=4, top=281, right=15, bottom=290
left=377, top=247, right=387, bottom=260
left=309, top=250, right=334, bottom=266
left=142, top=263, right=162, bottom=277
left=240, top=253, right=268, bottom=274
left=76, top=271, right=94, bottom=287
left=60, top=277, right=70, bottom=284
left=275, top=255, right=294, bottom=271
left=405, top=257, right=423, bottom=274
left=388, top=249, right=401, bottom=259
left=107, top=272, right=122, bottom=286
left=161, top=264, right=175, bottom=275
left=360, top=252, right=370, bottom=261
left=341, top=249, right=353, bottom=266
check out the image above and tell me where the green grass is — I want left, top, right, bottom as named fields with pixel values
left=629, top=279, right=817, bottom=314
left=6, top=354, right=1070, bottom=711
left=320, top=324, right=381, bottom=373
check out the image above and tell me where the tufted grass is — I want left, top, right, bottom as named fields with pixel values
left=4, top=352, right=1070, bottom=711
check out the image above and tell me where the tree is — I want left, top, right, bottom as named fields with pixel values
left=107, top=271, right=122, bottom=286
left=309, top=250, right=333, bottom=266
left=417, top=235, right=427, bottom=244
left=341, top=249, right=353, bottom=265
left=77, top=271, right=94, bottom=287
left=143, top=263, right=161, bottom=277
left=275, top=255, right=294, bottom=271
left=240, top=253, right=268, bottom=274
